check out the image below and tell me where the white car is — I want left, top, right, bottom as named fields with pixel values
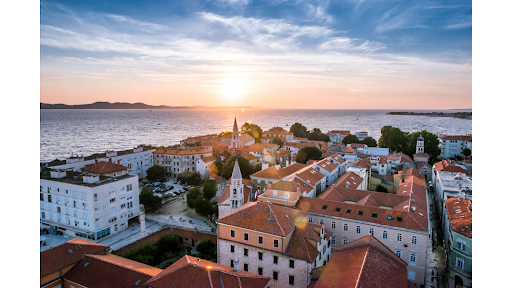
left=169, top=192, right=177, bottom=197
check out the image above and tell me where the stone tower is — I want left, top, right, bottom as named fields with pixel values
left=416, top=135, right=424, bottom=154
left=232, top=116, right=240, bottom=149
left=229, top=159, right=244, bottom=211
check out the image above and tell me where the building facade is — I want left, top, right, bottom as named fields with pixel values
left=153, top=147, right=213, bottom=178
left=439, top=135, right=472, bottom=159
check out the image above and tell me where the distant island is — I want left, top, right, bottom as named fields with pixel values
left=40, top=102, right=262, bottom=110
left=387, top=111, right=472, bottom=119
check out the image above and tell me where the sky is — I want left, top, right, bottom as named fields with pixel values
left=40, top=0, right=472, bottom=109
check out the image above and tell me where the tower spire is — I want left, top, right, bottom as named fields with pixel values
left=231, top=158, right=242, bottom=180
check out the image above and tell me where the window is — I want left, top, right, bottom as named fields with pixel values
left=331, top=221, right=336, bottom=229
left=274, top=239, right=279, bottom=248
left=356, top=226, right=361, bottom=234
left=308, top=217, right=313, bottom=223
left=342, top=238, right=348, bottom=245
left=409, top=253, right=416, bottom=265
left=457, top=240, right=466, bottom=251
left=273, top=256, right=278, bottom=264
left=289, top=260, right=294, bottom=268
left=121, top=203, right=126, bottom=209
left=231, top=230, right=235, bottom=238
left=319, top=219, right=324, bottom=225
left=244, top=263, right=248, bottom=271
left=369, top=228, right=374, bottom=236
left=41, top=212, right=45, bottom=219
left=231, top=245, right=235, bottom=253
left=258, top=267, right=263, bottom=275
left=335, top=207, right=341, bottom=212
left=411, top=236, right=417, bottom=245
left=40, top=193, right=44, bottom=201
left=397, top=217, right=403, bottom=222
left=244, top=248, right=248, bottom=256
left=346, top=209, right=351, bottom=213
left=332, top=236, right=336, bottom=245
left=127, top=202, right=133, bottom=208
left=273, top=271, right=278, bottom=281
left=343, top=224, right=348, bottom=231
left=382, top=230, right=388, bottom=239
left=230, top=260, right=234, bottom=268
left=357, top=211, right=363, bottom=216
left=258, top=236, right=263, bottom=244
left=397, top=233, right=402, bottom=242
left=244, top=233, right=249, bottom=241
left=371, top=213, right=377, bottom=218
left=57, top=207, right=61, bottom=213
left=110, top=198, right=116, bottom=203
left=258, top=252, right=263, bottom=260
left=289, top=275, right=295, bottom=285
left=456, top=257, right=464, bottom=269
left=48, top=195, right=52, bottom=203
left=73, top=201, right=77, bottom=208
left=395, top=250, right=402, bottom=258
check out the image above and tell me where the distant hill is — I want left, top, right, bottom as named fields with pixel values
left=40, top=102, right=262, bottom=110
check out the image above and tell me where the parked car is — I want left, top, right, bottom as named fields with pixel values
left=170, top=192, right=176, bottom=197
left=174, top=181, right=177, bottom=184
left=183, top=187, right=189, bottom=191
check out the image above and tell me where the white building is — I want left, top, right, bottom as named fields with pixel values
left=40, top=169, right=140, bottom=241
left=363, top=147, right=390, bottom=156
left=355, top=131, right=369, bottom=141
left=327, top=130, right=350, bottom=143
left=195, top=156, right=216, bottom=178
left=434, top=171, right=472, bottom=218
left=439, top=135, right=472, bottom=159
left=311, top=158, right=340, bottom=186
left=217, top=160, right=253, bottom=219
left=153, top=147, right=213, bottom=178
left=44, top=146, right=155, bottom=179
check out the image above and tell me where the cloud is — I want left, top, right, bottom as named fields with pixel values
left=319, top=37, right=386, bottom=52
left=103, top=14, right=169, bottom=32
left=306, top=0, right=333, bottom=23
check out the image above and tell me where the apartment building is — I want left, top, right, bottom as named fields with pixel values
left=250, top=163, right=306, bottom=192
left=40, top=165, right=140, bottom=241
left=217, top=201, right=332, bottom=288
left=260, top=126, right=294, bottom=143
left=257, top=178, right=314, bottom=207
left=327, top=130, right=350, bottom=143
left=153, top=147, right=213, bottom=178
left=439, top=135, right=472, bottom=159
left=43, top=146, right=155, bottom=179
left=195, top=156, right=216, bottom=177
left=312, top=158, right=339, bottom=186
left=443, top=197, right=472, bottom=288
left=434, top=170, right=472, bottom=219
left=355, top=131, right=369, bottom=141
left=296, top=172, right=430, bottom=287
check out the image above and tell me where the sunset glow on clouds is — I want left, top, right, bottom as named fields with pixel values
left=40, top=0, right=472, bottom=109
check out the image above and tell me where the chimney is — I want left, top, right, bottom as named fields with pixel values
left=194, top=227, right=197, bottom=234
left=109, top=158, right=112, bottom=163
left=118, top=160, right=121, bottom=165
left=234, top=259, right=239, bottom=272
left=286, top=160, right=290, bottom=167
left=345, top=182, right=350, bottom=188
left=95, top=159, right=98, bottom=164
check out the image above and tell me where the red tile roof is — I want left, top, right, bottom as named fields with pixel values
left=217, top=202, right=308, bottom=237
left=433, top=160, right=471, bottom=175
left=329, top=130, right=350, bottom=135
left=40, top=238, right=109, bottom=278
left=199, top=156, right=216, bottom=163
left=445, top=197, right=472, bottom=238
left=315, top=158, right=338, bottom=173
left=155, top=148, right=213, bottom=155
left=296, top=167, right=326, bottom=186
left=353, top=160, right=370, bottom=169
left=311, top=235, right=408, bottom=288
left=81, top=161, right=127, bottom=174
left=440, top=135, right=472, bottom=142
left=269, top=178, right=313, bottom=194
left=285, top=223, right=324, bottom=263
left=145, top=255, right=270, bottom=288
left=250, top=163, right=306, bottom=179
left=63, top=254, right=158, bottom=288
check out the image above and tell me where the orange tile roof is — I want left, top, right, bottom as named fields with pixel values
left=433, top=160, right=471, bottom=175
left=440, top=135, right=472, bottom=142
left=352, top=160, right=369, bottom=169
left=89, top=254, right=162, bottom=276
left=269, top=178, right=313, bottom=194
left=312, top=235, right=408, bottom=288
left=285, top=142, right=316, bottom=149
left=250, top=163, right=306, bottom=179
left=315, top=159, right=338, bottom=173
left=63, top=254, right=158, bottom=288
left=199, top=156, right=216, bottom=163
left=445, top=197, right=472, bottom=238
left=295, top=167, right=326, bottom=186
left=329, top=130, right=350, bottom=135
left=145, top=255, right=270, bottom=288
left=81, top=161, right=127, bottom=174
left=343, top=147, right=356, bottom=153
left=335, top=172, right=363, bottom=189
left=217, top=202, right=308, bottom=237
left=285, top=223, right=324, bottom=263
left=40, top=238, right=109, bottom=278
left=183, top=134, right=218, bottom=143
left=154, top=147, right=213, bottom=155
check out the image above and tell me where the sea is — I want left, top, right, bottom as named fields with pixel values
left=40, top=109, right=472, bottom=162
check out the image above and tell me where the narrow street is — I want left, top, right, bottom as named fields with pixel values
left=425, top=188, right=448, bottom=288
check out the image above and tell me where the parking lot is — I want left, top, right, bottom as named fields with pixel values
left=144, top=178, right=196, bottom=199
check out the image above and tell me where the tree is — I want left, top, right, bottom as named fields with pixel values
left=462, top=147, right=471, bottom=157
left=186, top=187, right=202, bottom=209
left=218, top=131, right=232, bottom=137
left=203, top=181, right=217, bottom=200
left=155, top=234, right=182, bottom=254
left=270, top=138, right=285, bottom=148
left=308, top=128, right=330, bottom=142
left=211, top=161, right=223, bottom=176
left=194, top=197, right=215, bottom=218
left=289, top=123, right=309, bottom=138
left=184, top=141, right=201, bottom=147
left=404, top=131, right=441, bottom=160
left=221, top=155, right=254, bottom=179
left=342, top=134, right=360, bottom=145
left=240, top=123, right=263, bottom=143
left=177, top=171, right=202, bottom=185
left=376, top=184, right=388, bottom=192
left=146, top=165, right=166, bottom=181
left=253, top=162, right=262, bottom=173
left=139, top=186, right=162, bottom=213
left=378, top=126, right=409, bottom=153
left=362, top=137, right=378, bottom=147
left=296, top=146, right=323, bottom=164
left=195, top=238, right=217, bottom=261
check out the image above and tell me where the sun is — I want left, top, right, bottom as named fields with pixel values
left=223, top=79, right=243, bottom=100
